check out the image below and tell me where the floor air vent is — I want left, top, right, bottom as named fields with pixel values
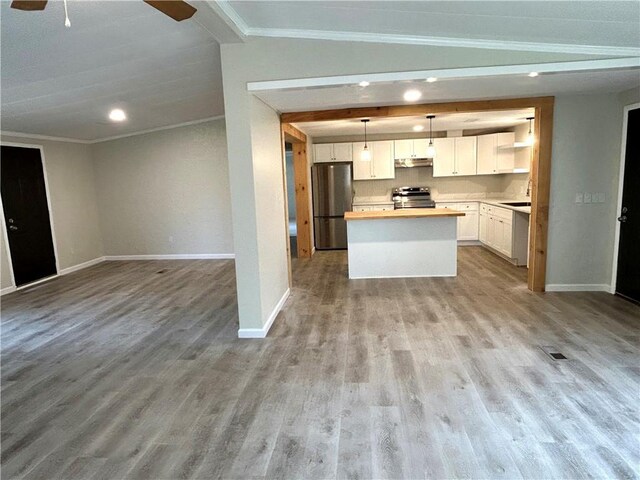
left=540, top=346, right=568, bottom=360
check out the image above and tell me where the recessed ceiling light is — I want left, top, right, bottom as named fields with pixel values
left=403, top=89, right=422, bottom=102
left=358, top=81, right=370, bottom=87
left=109, top=108, right=127, bottom=122
left=528, top=72, right=539, bottom=78
left=426, top=77, right=438, bottom=83
left=412, top=125, right=424, bottom=132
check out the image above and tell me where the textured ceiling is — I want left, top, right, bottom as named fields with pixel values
left=226, top=0, right=640, bottom=55
left=293, top=110, right=535, bottom=138
left=253, top=69, right=640, bottom=114
left=1, top=0, right=223, bottom=141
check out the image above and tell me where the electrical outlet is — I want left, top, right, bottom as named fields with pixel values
left=596, top=192, right=605, bottom=203
left=584, top=192, right=592, bottom=204
left=575, top=193, right=583, bottom=203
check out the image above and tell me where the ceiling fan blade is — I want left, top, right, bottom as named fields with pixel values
left=10, top=0, right=48, bottom=11
left=143, top=1, right=197, bottom=21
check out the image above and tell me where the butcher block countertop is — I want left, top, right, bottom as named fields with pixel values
left=345, top=208, right=465, bottom=221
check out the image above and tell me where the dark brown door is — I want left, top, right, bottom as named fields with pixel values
left=616, top=107, right=640, bottom=302
left=1, top=146, right=57, bottom=286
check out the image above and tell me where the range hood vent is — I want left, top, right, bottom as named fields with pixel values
left=395, top=158, right=433, bottom=168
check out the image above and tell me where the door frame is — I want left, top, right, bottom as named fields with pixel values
left=281, top=123, right=312, bottom=259
left=1, top=141, right=60, bottom=289
left=281, top=96, right=554, bottom=292
left=610, top=102, right=640, bottom=294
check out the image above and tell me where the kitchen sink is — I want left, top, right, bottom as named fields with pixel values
left=500, top=201, right=531, bottom=207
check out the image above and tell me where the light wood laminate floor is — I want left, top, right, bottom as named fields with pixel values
left=1, top=248, right=639, bottom=479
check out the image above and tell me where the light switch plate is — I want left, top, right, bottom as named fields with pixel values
left=596, top=192, right=605, bottom=203
left=575, top=193, right=583, bottom=203
left=584, top=192, right=592, bottom=203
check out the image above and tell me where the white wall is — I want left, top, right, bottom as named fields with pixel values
left=353, top=168, right=527, bottom=199
left=219, top=37, right=599, bottom=332
left=546, top=94, right=627, bottom=289
left=251, top=98, right=289, bottom=325
left=92, top=119, right=233, bottom=257
left=1, top=136, right=103, bottom=290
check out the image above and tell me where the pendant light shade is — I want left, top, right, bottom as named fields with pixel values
left=360, top=119, right=371, bottom=161
left=426, top=115, right=436, bottom=158
left=526, top=117, right=535, bottom=145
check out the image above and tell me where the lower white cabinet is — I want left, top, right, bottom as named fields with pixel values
left=480, top=203, right=513, bottom=257
left=353, top=204, right=394, bottom=212
left=437, top=202, right=479, bottom=240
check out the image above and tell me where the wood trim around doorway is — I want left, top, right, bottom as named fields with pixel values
left=282, top=123, right=313, bottom=259
left=281, top=96, right=555, bottom=291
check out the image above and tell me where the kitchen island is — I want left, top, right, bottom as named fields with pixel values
left=344, top=208, right=465, bottom=279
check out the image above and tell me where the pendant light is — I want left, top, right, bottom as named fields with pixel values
left=360, top=119, right=371, bottom=161
left=526, top=117, right=535, bottom=145
left=426, top=115, right=436, bottom=158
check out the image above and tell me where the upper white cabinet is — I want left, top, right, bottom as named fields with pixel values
left=477, top=132, right=515, bottom=174
left=314, top=143, right=353, bottom=163
left=455, top=137, right=477, bottom=176
left=393, top=138, right=430, bottom=159
left=432, top=137, right=477, bottom=177
left=432, top=138, right=455, bottom=177
left=353, top=141, right=395, bottom=180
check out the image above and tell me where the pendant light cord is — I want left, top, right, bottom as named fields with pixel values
left=364, top=120, right=368, bottom=148
left=63, top=0, right=71, bottom=28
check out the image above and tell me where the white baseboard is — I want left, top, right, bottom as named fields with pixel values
left=545, top=284, right=611, bottom=292
left=1, top=286, right=17, bottom=296
left=238, top=288, right=290, bottom=339
left=104, top=253, right=235, bottom=261
left=59, top=256, right=106, bottom=276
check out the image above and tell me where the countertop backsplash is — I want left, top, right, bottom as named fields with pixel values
left=353, top=168, right=529, bottom=201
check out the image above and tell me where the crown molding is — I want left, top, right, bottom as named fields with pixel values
left=1, top=115, right=225, bottom=145
left=213, top=1, right=639, bottom=57
left=245, top=28, right=640, bottom=58
left=0, top=131, right=91, bottom=144
left=91, top=115, right=225, bottom=143
left=247, top=57, right=640, bottom=92
left=213, top=0, right=250, bottom=34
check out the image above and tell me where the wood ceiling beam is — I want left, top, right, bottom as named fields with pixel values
left=280, top=97, right=554, bottom=123
left=282, top=122, right=307, bottom=143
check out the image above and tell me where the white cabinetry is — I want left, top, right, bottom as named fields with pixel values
left=480, top=203, right=513, bottom=256
left=477, top=133, right=515, bottom=174
left=433, top=137, right=477, bottom=177
left=352, top=141, right=395, bottom=180
left=432, top=138, right=455, bottom=177
left=314, top=143, right=353, bottom=163
left=437, top=202, right=479, bottom=241
left=393, top=138, right=430, bottom=159
left=352, top=203, right=394, bottom=212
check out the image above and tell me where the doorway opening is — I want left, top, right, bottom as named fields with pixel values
left=612, top=103, right=640, bottom=303
left=284, top=143, right=298, bottom=257
left=1, top=145, right=58, bottom=287
left=281, top=96, right=554, bottom=292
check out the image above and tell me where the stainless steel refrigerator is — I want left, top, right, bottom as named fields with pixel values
left=312, top=162, right=353, bottom=250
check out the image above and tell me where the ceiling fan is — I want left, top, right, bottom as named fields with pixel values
left=10, top=1, right=197, bottom=22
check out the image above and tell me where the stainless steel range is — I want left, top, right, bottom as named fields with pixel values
left=392, top=186, right=436, bottom=209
